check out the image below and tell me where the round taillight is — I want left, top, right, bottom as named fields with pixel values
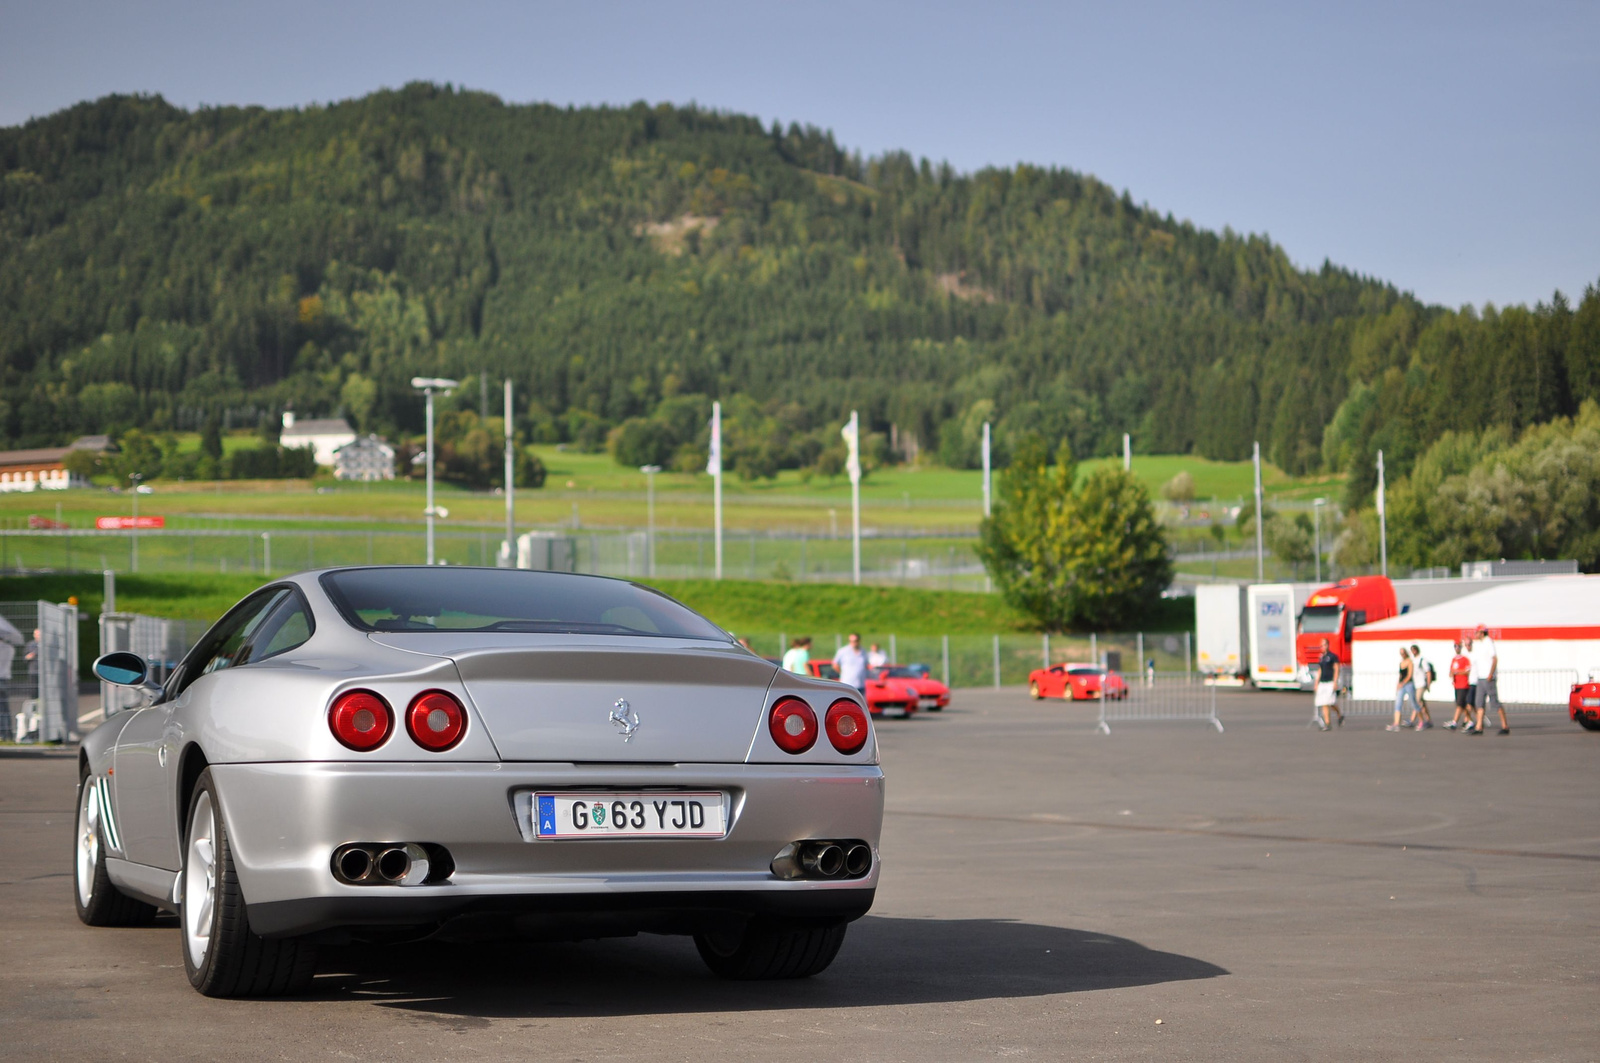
left=329, top=690, right=392, bottom=751
left=825, top=698, right=869, bottom=755
left=406, top=690, right=466, bottom=751
left=769, top=697, right=818, bottom=754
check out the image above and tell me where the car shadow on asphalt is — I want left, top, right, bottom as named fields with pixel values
left=315, top=916, right=1226, bottom=1017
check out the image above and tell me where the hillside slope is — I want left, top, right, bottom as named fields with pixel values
left=2, top=83, right=1596, bottom=496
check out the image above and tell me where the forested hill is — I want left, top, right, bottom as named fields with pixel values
left=2, top=83, right=1596, bottom=500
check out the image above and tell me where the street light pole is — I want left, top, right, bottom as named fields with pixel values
left=641, top=464, right=661, bottom=577
left=411, top=377, right=459, bottom=565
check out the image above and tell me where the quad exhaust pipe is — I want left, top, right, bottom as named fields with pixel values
left=331, top=842, right=452, bottom=886
left=771, top=839, right=874, bottom=881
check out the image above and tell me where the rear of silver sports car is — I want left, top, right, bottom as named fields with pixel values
left=214, top=636, right=883, bottom=951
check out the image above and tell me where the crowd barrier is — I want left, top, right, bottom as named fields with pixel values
left=0, top=599, right=79, bottom=742
left=1329, top=669, right=1579, bottom=725
left=1096, top=673, right=1223, bottom=734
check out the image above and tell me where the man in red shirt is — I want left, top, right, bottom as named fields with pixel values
left=1444, top=638, right=1473, bottom=730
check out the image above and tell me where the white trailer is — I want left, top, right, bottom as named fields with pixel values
left=1195, top=584, right=1249, bottom=684
left=1247, top=582, right=1316, bottom=690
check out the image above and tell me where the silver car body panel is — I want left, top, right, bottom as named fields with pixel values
left=80, top=568, right=883, bottom=937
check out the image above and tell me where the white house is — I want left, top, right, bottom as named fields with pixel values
left=333, top=435, right=395, bottom=481
left=279, top=412, right=356, bottom=466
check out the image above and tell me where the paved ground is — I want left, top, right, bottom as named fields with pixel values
left=2, top=690, right=1597, bottom=1061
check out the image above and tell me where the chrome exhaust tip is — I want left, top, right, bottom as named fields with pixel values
left=335, top=845, right=373, bottom=883
left=844, top=843, right=872, bottom=877
left=376, top=846, right=411, bottom=883
left=802, top=843, right=845, bottom=878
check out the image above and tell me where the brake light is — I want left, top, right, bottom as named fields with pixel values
left=825, top=698, right=869, bottom=755
left=406, top=690, right=466, bottom=751
left=329, top=690, right=393, bottom=751
left=769, top=697, right=818, bottom=754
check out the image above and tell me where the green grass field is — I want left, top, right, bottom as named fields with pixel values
left=3, top=448, right=1339, bottom=538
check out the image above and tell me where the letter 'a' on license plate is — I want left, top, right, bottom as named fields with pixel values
left=531, top=792, right=727, bottom=839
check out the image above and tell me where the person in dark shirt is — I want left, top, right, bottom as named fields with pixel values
left=1313, top=638, right=1342, bottom=731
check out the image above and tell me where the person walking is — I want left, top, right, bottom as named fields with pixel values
left=781, top=636, right=812, bottom=675
left=0, top=613, right=21, bottom=741
left=866, top=642, right=888, bottom=669
left=1313, top=638, right=1342, bottom=731
left=1469, top=624, right=1507, bottom=736
left=834, top=632, right=868, bottom=694
left=1445, top=638, right=1473, bottom=730
left=1410, top=643, right=1435, bottom=729
left=1387, top=646, right=1419, bottom=732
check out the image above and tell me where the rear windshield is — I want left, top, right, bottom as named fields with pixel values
left=320, top=568, right=729, bottom=640
left=1067, top=667, right=1105, bottom=676
left=1300, top=605, right=1342, bottom=634
left=884, top=666, right=928, bottom=678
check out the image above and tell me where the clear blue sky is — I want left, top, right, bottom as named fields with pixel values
left=3, top=0, right=1595, bottom=309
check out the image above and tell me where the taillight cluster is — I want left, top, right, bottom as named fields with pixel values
left=329, top=689, right=466, bottom=752
left=768, top=696, right=868, bottom=755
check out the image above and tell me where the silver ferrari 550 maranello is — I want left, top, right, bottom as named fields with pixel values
left=76, top=566, right=882, bottom=997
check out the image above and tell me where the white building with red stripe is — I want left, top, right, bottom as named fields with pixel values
left=1350, top=575, right=1600, bottom=704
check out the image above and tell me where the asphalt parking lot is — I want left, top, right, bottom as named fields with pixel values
left=3, top=689, right=1597, bottom=1062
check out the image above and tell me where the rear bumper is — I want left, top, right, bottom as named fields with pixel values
left=249, top=887, right=876, bottom=938
left=211, top=761, right=883, bottom=937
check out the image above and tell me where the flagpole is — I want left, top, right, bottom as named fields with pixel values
left=1253, top=441, right=1264, bottom=581
left=710, top=401, right=723, bottom=580
left=1376, top=449, right=1387, bottom=577
left=848, top=410, right=861, bottom=585
left=981, top=422, right=992, bottom=518
left=503, top=379, right=514, bottom=567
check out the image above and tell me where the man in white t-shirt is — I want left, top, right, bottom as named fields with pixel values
left=833, top=633, right=868, bottom=692
left=866, top=643, right=888, bottom=669
left=1468, top=624, right=1506, bottom=736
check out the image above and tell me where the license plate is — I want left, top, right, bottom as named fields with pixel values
left=529, top=791, right=727, bottom=840
left=1583, top=697, right=1600, bottom=707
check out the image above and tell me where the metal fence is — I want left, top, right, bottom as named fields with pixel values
left=1336, top=669, right=1580, bottom=722
left=0, top=599, right=79, bottom=742
left=1096, top=674, right=1223, bottom=734
left=0, top=526, right=996, bottom=590
left=735, top=631, right=1196, bottom=690
left=97, top=612, right=205, bottom=718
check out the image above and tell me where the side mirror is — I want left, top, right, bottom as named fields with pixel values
left=93, top=651, right=150, bottom=687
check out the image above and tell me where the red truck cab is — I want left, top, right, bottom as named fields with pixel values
left=1295, top=575, right=1399, bottom=678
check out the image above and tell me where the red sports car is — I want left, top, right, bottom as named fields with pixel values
left=872, top=665, right=950, bottom=712
left=1028, top=663, right=1128, bottom=701
left=807, top=661, right=920, bottom=717
left=1571, top=677, right=1600, bottom=731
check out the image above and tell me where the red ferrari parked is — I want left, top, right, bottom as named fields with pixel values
left=872, top=665, right=950, bottom=712
left=1028, top=663, right=1128, bottom=701
left=806, top=661, right=920, bottom=717
left=1571, top=676, right=1600, bottom=731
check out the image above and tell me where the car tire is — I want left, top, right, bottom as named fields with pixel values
left=1029, top=682, right=1042, bottom=700
left=1578, top=717, right=1600, bottom=732
left=695, top=918, right=848, bottom=979
left=181, top=769, right=317, bottom=997
left=74, top=767, right=158, bottom=927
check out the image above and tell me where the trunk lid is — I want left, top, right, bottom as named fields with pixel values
left=367, top=633, right=777, bottom=763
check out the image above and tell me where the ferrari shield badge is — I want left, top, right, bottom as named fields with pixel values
left=609, top=698, right=640, bottom=742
